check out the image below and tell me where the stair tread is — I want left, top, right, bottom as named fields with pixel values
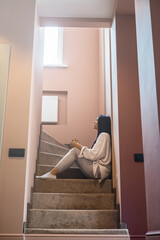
left=39, top=152, right=64, bottom=157
left=31, top=191, right=115, bottom=210
left=34, top=178, right=112, bottom=193
left=30, top=209, right=117, bottom=212
left=38, top=151, right=78, bottom=168
left=37, top=164, right=79, bottom=169
left=32, top=192, right=114, bottom=195
left=27, top=208, right=119, bottom=229
left=41, top=130, right=68, bottom=148
left=35, top=178, right=111, bottom=183
left=36, top=167, right=87, bottom=179
left=40, top=141, right=69, bottom=155
left=40, top=140, right=69, bottom=150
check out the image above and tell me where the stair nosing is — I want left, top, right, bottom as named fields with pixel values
left=29, top=209, right=117, bottom=212
left=41, top=131, right=68, bottom=147
left=37, top=164, right=79, bottom=169
left=32, top=192, right=114, bottom=197
left=35, top=178, right=111, bottom=182
left=39, top=151, right=64, bottom=157
left=40, top=140, right=69, bottom=150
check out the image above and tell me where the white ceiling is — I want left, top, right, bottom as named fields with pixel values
left=37, top=0, right=116, bottom=19
left=37, top=0, right=135, bottom=28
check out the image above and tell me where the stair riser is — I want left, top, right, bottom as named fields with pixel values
left=40, top=141, right=69, bottom=155
left=39, top=153, right=62, bottom=165
left=31, top=193, right=115, bottom=210
left=34, top=179, right=112, bottom=193
left=38, top=153, right=78, bottom=167
left=41, top=131, right=67, bottom=148
left=37, top=165, right=86, bottom=179
left=28, top=210, right=119, bottom=229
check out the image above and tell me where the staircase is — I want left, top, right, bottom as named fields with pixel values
left=25, top=130, right=129, bottom=239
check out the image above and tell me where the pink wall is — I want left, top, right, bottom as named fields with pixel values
left=0, top=0, right=43, bottom=234
left=135, top=0, right=160, bottom=237
left=43, top=28, right=100, bottom=147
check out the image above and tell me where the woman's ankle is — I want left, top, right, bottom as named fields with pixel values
left=50, top=167, right=59, bottom=175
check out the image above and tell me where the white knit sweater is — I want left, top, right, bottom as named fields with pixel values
left=79, top=132, right=111, bottom=181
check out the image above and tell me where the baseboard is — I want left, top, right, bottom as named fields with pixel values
left=119, top=222, right=127, bottom=229
left=0, top=234, right=23, bottom=240
left=146, top=230, right=160, bottom=240
left=130, top=235, right=145, bottom=239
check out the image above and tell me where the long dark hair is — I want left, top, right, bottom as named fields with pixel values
left=92, top=115, right=111, bottom=148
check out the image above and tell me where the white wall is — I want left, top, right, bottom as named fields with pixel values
left=23, top=6, right=44, bottom=222
left=104, top=29, right=112, bottom=117
left=99, top=29, right=106, bottom=115
left=110, top=17, right=121, bottom=207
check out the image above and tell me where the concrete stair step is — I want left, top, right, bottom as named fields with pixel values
left=38, top=152, right=77, bottom=167
left=40, top=140, right=69, bottom=155
left=41, top=130, right=68, bottom=148
left=36, top=165, right=87, bottom=179
left=34, top=179, right=112, bottom=193
left=27, top=209, right=119, bottom=229
left=31, top=193, right=115, bottom=210
left=38, top=152, right=75, bottom=166
left=25, top=228, right=129, bottom=235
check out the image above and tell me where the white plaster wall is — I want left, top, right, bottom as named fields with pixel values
left=110, top=17, right=121, bottom=207
left=23, top=5, right=44, bottom=222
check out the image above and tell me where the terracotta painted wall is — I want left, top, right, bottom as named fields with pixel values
left=111, top=14, right=147, bottom=238
left=116, top=14, right=147, bottom=238
left=150, top=0, right=160, bottom=127
left=43, top=28, right=100, bottom=147
left=0, top=0, right=42, bottom=234
left=135, top=0, right=160, bottom=237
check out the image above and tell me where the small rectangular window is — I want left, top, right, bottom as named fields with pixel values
left=43, top=27, right=63, bottom=66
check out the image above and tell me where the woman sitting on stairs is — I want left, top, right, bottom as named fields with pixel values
left=38, top=115, right=111, bottom=182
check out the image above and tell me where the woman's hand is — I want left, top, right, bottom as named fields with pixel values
left=70, top=139, right=79, bottom=148
left=70, top=139, right=83, bottom=150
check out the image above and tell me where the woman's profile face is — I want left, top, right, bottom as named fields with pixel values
left=93, top=118, right=98, bottom=130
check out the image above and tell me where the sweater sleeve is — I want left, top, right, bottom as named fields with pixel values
left=79, top=133, right=110, bottom=161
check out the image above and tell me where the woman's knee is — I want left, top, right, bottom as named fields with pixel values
left=70, top=147, right=80, bottom=158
